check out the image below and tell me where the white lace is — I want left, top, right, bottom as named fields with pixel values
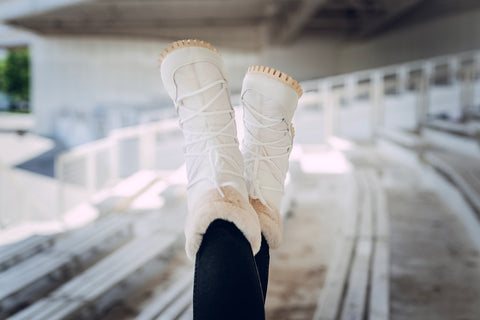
left=175, top=79, right=244, bottom=197
left=242, top=92, right=293, bottom=207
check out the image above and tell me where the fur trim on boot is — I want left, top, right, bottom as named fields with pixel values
left=249, top=198, right=282, bottom=250
left=185, top=186, right=262, bottom=259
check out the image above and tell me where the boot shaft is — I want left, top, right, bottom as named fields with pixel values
left=241, top=66, right=302, bottom=210
left=159, top=40, right=248, bottom=211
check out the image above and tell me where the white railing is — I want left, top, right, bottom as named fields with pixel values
left=299, top=49, right=480, bottom=142
left=0, top=162, right=51, bottom=229
left=55, top=119, right=183, bottom=217
left=0, top=119, right=183, bottom=230
left=3, top=49, right=480, bottom=230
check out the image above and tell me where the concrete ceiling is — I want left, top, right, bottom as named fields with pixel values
left=1, top=0, right=479, bottom=50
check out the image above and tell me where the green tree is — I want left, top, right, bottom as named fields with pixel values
left=0, top=58, right=5, bottom=92
left=0, top=48, right=30, bottom=107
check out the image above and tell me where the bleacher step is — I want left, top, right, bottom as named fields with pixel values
left=313, top=170, right=390, bottom=320
left=0, top=216, right=133, bottom=318
left=155, top=285, right=193, bottom=320
left=0, top=234, right=56, bottom=271
left=136, top=272, right=192, bottom=320
left=8, top=232, right=181, bottom=320
left=176, top=305, right=193, bottom=320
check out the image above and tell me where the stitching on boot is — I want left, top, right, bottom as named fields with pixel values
left=159, top=39, right=220, bottom=67
left=246, top=65, right=303, bottom=98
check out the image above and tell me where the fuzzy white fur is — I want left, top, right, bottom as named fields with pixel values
left=185, top=186, right=262, bottom=260
left=249, top=197, right=283, bottom=249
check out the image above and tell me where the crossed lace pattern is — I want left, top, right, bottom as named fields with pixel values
left=242, top=90, right=293, bottom=208
left=175, top=79, right=244, bottom=198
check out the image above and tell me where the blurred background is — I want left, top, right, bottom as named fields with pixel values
left=0, top=0, right=480, bottom=319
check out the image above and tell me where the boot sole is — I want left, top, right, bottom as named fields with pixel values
left=246, top=65, right=303, bottom=98
left=158, top=39, right=220, bottom=67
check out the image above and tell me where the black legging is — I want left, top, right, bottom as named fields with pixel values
left=193, top=219, right=270, bottom=320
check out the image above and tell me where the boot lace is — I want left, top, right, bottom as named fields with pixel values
left=242, top=90, right=293, bottom=208
left=176, top=79, right=243, bottom=197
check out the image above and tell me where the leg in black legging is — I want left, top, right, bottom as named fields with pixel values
left=194, top=219, right=265, bottom=320
left=255, top=235, right=270, bottom=302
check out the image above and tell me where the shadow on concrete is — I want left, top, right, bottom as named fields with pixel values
left=15, top=141, right=68, bottom=178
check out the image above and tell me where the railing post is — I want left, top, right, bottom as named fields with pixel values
left=55, top=155, right=65, bottom=221
left=449, top=57, right=462, bottom=118
left=397, top=65, right=408, bottom=95
left=20, top=181, right=27, bottom=223
left=460, top=58, right=476, bottom=118
left=139, top=126, right=156, bottom=171
left=86, top=151, right=96, bottom=196
left=110, top=131, right=119, bottom=182
left=474, top=53, right=480, bottom=109
left=345, top=76, right=357, bottom=106
left=371, top=71, right=385, bottom=138
left=0, top=163, right=5, bottom=229
left=416, top=62, right=433, bottom=133
left=460, top=65, right=474, bottom=117
left=321, top=81, right=334, bottom=143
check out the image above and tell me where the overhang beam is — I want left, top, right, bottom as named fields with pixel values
left=0, top=25, right=31, bottom=48
left=275, top=0, right=330, bottom=44
left=359, top=0, right=425, bottom=38
left=0, top=0, right=98, bottom=21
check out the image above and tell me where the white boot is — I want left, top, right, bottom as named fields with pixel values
left=241, top=66, right=302, bottom=249
left=159, top=40, right=261, bottom=259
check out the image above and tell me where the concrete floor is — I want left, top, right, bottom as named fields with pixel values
left=386, top=165, right=480, bottom=320
left=3, top=145, right=480, bottom=319
left=72, top=147, right=480, bottom=319
left=266, top=172, right=348, bottom=319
